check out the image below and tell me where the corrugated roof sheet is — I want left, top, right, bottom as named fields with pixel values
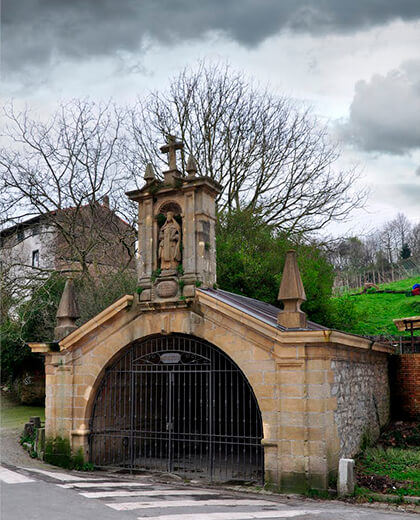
left=199, top=288, right=327, bottom=331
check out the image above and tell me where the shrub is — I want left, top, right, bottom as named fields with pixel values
left=325, top=296, right=361, bottom=331
left=44, top=437, right=94, bottom=470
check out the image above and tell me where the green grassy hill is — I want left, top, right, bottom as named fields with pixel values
left=333, top=277, right=420, bottom=336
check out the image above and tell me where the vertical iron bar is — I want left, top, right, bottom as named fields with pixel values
left=130, top=351, right=135, bottom=469
left=168, top=371, right=173, bottom=472
left=209, top=366, right=214, bottom=480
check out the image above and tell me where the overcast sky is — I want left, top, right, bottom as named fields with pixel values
left=1, top=0, right=419, bottom=236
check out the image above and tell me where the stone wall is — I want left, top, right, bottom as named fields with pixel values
left=332, top=352, right=389, bottom=458
left=390, top=354, right=420, bottom=419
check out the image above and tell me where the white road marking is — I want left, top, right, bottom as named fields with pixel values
left=24, top=468, right=100, bottom=482
left=108, top=498, right=280, bottom=510
left=0, top=466, right=35, bottom=484
left=138, top=511, right=320, bottom=520
left=81, top=488, right=218, bottom=498
left=58, top=481, right=151, bottom=489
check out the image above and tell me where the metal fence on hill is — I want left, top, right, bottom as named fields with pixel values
left=333, top=256, right=420, bottom=295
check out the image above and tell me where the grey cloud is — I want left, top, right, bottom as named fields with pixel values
left=2, top=0, right=420, bottom=76
left=375, top=183, right=420, bottom=207
left=416, top=166, right=420, bottom=176
left=338, top=61, right=420, bottom=155
left=393, top=184, right=420, bottom=205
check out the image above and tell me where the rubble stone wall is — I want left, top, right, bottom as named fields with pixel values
left=332, top=351, right=389, bottom=458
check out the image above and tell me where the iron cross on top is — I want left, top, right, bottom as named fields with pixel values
left=160, top=135, right=184, bottom=170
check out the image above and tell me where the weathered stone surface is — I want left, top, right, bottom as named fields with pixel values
left=30, top=416, right=41, bottom=428
left=183, top=284, right=195, bottom=298
left=23, top=422, right=35, bottom=438
left=35, top=427, right=45, bottom=455
left=332, top=356, right=389, bottom=457
left=139, top=289, right=151, bottom=301
left=277, top=250, right=307, bottom=329
left=55, top=278, right=80, bottom=340
left=158, top=212, right=181, bottom=271
left=156, top=280, right=178, bottom=298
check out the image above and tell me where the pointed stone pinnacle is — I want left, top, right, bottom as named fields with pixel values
left=144, top=163, right=156, bottom=182
left=186, top=154, right=198, bottom=178
left=54, top=278, right=80, bottom=341
left=277, top=250, right=307, bottom=329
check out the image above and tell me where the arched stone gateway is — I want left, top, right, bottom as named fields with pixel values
left=89, top=333, right=263, bottom=482
left=28, top=140, right=393, bottom=493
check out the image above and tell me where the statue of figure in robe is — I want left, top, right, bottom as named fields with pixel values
left=158, top=211, right=181, bottom=270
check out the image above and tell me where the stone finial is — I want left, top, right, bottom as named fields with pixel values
left=277, top=250, right=307, bottom=329
left=54, top=278, right=80, bottom=341
left=144, top=163, right=156, bottom=182
left=186, top=154, right=198, bottom=178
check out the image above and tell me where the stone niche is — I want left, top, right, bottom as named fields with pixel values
left=126, top=139, right=221, bottom=304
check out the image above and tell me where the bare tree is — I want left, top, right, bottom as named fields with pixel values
left=0, top=100, right=136, bottom=314
left=0, top=100, right=137, bottom=293
left=411, top=222, right=420, bottom=257
left=390, top=212, right=412, bottom=252
left=379, top=221, right=398, bottom=265
left=127, top=62, right=366, bottom=236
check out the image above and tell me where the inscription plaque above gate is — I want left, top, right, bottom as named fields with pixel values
left=160, top=352, right=181, bottom=364
left=156, top=280, right=178, bottom=298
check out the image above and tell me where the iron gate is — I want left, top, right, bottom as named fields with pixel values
left=89, top=334, right=264, bottom=482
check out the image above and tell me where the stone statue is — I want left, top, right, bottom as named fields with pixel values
left=158, top=211, right=181, bottom=270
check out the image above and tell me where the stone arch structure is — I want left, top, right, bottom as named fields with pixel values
left=57, top=298, right=275, bottom=444
left=88, top=332, right=264, bottom=481
left=31, top=291, right=392, bottom=491
left=29, top=141, right=392, bottom=492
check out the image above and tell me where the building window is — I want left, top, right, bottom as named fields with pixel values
left=32, top=250, right=39, bottom=267
left=17, top=228, right=24, bottom=242
left=32, top=225, right=40, bottom=236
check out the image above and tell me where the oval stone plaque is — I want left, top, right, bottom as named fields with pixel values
left=160, top=352, right=181, bottom=364
left=156, top=280, right=178, bottom=298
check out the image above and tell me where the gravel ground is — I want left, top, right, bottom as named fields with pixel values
left=0, top=391, right=54, bottom=469
left=0, top=427, right=51, bottom=469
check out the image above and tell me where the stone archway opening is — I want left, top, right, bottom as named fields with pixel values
left=89, top=333, right=264, bottom=482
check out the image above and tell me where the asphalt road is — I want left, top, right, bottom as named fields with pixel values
left=0, top=463, right=418, bottom=520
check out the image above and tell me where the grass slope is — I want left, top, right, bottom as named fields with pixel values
left=334, top=277, right=420, bottom=336
left=356, top=422, right=420, bottom=499
left=0, top=392, right=45, bottom=430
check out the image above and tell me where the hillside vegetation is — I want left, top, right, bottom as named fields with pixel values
left=332, top=277, right=420, bottom=336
